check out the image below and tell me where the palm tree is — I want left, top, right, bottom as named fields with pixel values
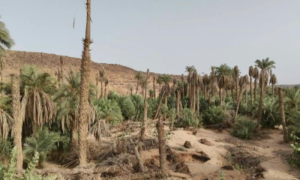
left=215, top=64, right=232, bottom=104
left=249, top=66, right=254, bottom=103
left=55, top=70, right=95, bottom=147
left=269, top=74, right=277, bottom=97
left=152, top=75, right=156, bottom=98
left=104, top=77, right=109, bottom=97
left=78, top=0, right=92, bottom=166
left=195, top=75, right=203, bottom=115
left=210, top=66, right=216, bottom=99
left=135, top=71, right=144, bottom=94
left=141, top=69, right=149, bottom=141
left=202, top=74, right=210, bottom=100
left=0, top=96, right=12, bottom=141
left=255, top=58, right=276, bottom=127
left=159, top=74, right=172, bottom=105
left=185, top=66, right=195, bottom=97
left=233, top=66, right=239, bottom=101
left=253, top=67, right=259, bottom=100
left=0, top=15, right=15, bottom=53
left=20, top=65, right=56, bottom=134
left=99, top=66, right=105, bottom=98
left=278, top=87, right=288, bottom=142
left=234, top=75, right=248, bottom=120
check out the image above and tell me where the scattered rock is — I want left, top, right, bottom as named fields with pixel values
left=192, top=130, right=197, bottom=135
left=199, top=138, right=212, bottom=146
left=184, top=141, right=192, bottom=148
left=193, top=151, right=210, bottom=162
left=222, top=165, right=234, bottom=170
left=175, top=161, right=190, bottom=174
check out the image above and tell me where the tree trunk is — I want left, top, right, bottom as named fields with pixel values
left=234, top=87, right=244, bottom=121
left=101, top=81, right=103, bottom=98
left=78, top=0, right=91, bottom=166
left=257, top=74, right=264, bottom=128
left=219, top=88, right=222, bottom=104
left=250, top=78, right=253, bottom=103
left=272, top=84, right=274, bottom=97
left=231, top=88, right=234, bottom=101
left=236, top=77, right=239, bottom=102
left=141, top=69, right=149, bottom=141
left=153, top=77, right=156, bottom=99
left=154, top=92, right=166, bottom=119
left=157, top=116, right=166, bottom=173
left=104, top=85, right=107, bottom=97
left=176, top=90, right=180, bottom=116
left=196, top=87, right=200, bottom=115
left=254, top=78, right=257, bottom=100
left=11, top=75, right=23, bottom=172
left=278, top=87, right=288, bottom=143
left=245, top=87, right=248, bottom=104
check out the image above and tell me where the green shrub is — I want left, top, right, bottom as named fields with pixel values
left=260, top=97, right=281, bottom=128
left=161, top=104, right=169, bottom=118
left=131, top=95, right=144, bottom=121
left=119, top=96, right=136, bottom=120
left=94, top=98, right=123, bottom=125
left=175, top=108, right=200, bottom=128
left=202, top=106, right=226, bottom=125
left=0, top=140, right=13, bottom=161
left=107, top=91, right=120, bottom=102
left=181, top=96, right=189, bottom=109
left=147, top=98, right=158, bottom=119
left=290, top=134, right=300, bottom=167
left=167, top=96, right=176, bottom=109
left=23, top=129, right=61, bottom=166
left=232, top=116, right=257, bottom=139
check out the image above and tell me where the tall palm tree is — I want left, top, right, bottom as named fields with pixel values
left=104, top=77, right=109, bottom=97
left=210, top=66, right=216, bottom=99
left=215, top=64, right=232, bottom=104
left=202, top=74, right=210, bottom=100
left=78, top=0, right=92, bottom=166
left=159, top=74, right=172, bottom=105
left=269, top=74, right=277, bottom=97
left=99, top=66, right=105, bottom=98
left=195, top=75, right=203, bottom=115
left=11, top=74, right=28, bottom=172
left=185, top=66, right=195, bottom=97
left=140, top=69, right=149, bottom=141
left=249, top=66, right=254, bottom=103
left=255, top=58, right=276, bottom=127
left=234, top=75, right=248, bottom=120
left=253, top=67, right=259, bottom=100
left=20, top=65, right=56, bottom=134
left=233, top=66, right=239, bottom=101
left=152, top=75, right=156, bottom=98
left=55, top=70, right=95, bottom=147
left=135, top=71, right=144, bottom=94
left=0, top=15, right=15, bottom=53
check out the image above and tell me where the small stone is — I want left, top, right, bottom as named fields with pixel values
left=192, top=130, right=197, bottom=135
left=184, top=141, right=192, bottom=148
left=222, top=165, right=234, bottom=170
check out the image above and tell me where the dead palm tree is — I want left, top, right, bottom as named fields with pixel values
left=253, top=67, right=259, bottom=100
left=233, top=66, right=239, bottom=101
left=249, top=66, right=254, bottom=103
left=78, top=0, right=92, bottom=166
left=269, top=74, right=277, bottom=97
left=255, top=58, right=276, bottom=127
left=140, top=69, right=149, bottom=141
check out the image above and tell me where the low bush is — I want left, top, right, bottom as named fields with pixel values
left=232, top=116, right=257, bottom=139
left=175, top=108, right=200, bottom=128
left=202, top=106, right=226, bottom=125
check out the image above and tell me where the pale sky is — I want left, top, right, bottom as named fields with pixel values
left=1, top=0, right=300, bottom=84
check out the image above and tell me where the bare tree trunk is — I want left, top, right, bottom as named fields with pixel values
left=257, top=74, right=264, bottom=128
left=134, top=145, right=144, bottom=172
left=101, top=81, right=103, bottom=98
left=254, top=78, right=257, bottom=100
left=154, top=91, right=166, bottom=119
left=11, top=75, right=23, bottom=172
left=153, top=77, right=156, bottom=99
left=250, top=78, right=253, bottom=103
left=176, top=90, right=180, bottom=116
left=104, top=85, right=107, bottom=97
left=236, top=77, right=239, bottom=102
left=278, top=87, right=288, bottom=143
left=272, top=84, right=274, bottom=97
left=141, top=69, right=149, bottom=141
left=234, top=87, right=244, bottom=121
left=78, top=0, right=91, bottom=166
left=196, top=87, right=200, bottom=115
left=157, top=116, right=166, bottom=173
left=231, top=88, right=234, bottom=101
left=245, top=88, right=248, bottom=104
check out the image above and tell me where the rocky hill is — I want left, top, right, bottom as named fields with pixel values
left=1, top=50, right=180, bottom=95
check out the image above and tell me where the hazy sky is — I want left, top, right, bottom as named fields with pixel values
left=1, top=0, right=300, bottom=84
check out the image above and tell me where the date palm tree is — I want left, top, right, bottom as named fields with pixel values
left=215, top=64, right=232, bottom=104
left=20, top=65, right=56, bottom=135
left=186, top=66, right=195, bottom=97
left=269, top=74, right=277, bottom=97
left=158, top=74, right=172, bottom=105
left=55, top=70, right=95, bottom=147
left=104, top=77, right=109, bottom=97
left=210, top=66, right=216, bottom=99
left=202, top=74, right=210, bottom=100
left=253, top=67, right=259, bottom=100
left=234, top=75, right=248, bottom=120
left=78, top=0, right=92, bottom=166
left=98, top=66, right=105, bottom=98
left=249, top=66, right=254, bottom=103
left=0, top=15, right=15, bottom=53
left=255, top=58, right=276, bottom=127
left=135, top=71, right=144, bottom=95
left=233, top=66, right=239, bottom=101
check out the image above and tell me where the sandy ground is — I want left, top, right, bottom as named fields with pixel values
left=140, top=127, right=300, bottom=180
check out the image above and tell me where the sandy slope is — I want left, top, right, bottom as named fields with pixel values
left=140, top=127, right=300, bottom=180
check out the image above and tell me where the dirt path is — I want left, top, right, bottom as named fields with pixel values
left=159, top=128, right=300, bottom=180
